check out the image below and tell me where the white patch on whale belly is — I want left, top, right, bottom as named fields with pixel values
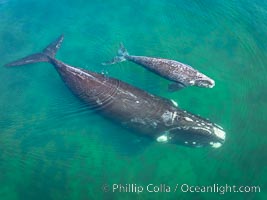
left=156, top=135, right=168, bottom=143
left=210, top=142, right=222, bottom=148
left=171, top=99, right=178, bottom=107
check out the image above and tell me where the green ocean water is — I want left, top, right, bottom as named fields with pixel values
left=0, top=0, right=267, bottom=199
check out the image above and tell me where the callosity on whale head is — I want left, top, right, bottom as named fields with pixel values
left=156, top=111, right=225, bottom=148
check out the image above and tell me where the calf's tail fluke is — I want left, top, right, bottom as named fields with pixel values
left=4, top=35, right=64, bottom=67
left=102, top=43, right=129, bottom=65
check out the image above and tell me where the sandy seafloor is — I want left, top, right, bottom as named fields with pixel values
left=0, top=0, right=267, bottom=199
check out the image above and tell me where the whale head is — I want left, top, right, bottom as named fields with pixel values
left=192, top=73, right=215, bottom=88
left=157, top=112, right=225, bottom=148
left=195, top=79, right=215, bottom=88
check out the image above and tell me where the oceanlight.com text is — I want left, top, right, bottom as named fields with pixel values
left=102, top=183, right=261, bottom=195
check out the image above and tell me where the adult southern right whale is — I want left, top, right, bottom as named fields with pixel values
left=5, top=35, right=225, bottom=148
left=103, top=44, right=215, bottom=91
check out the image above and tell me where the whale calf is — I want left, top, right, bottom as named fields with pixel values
left=5, top=35, right=225, bottom=148
left=103, top=44, right=215, bottom=91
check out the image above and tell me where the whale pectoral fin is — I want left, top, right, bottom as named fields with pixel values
left=168, top=82, right=186, bottom=92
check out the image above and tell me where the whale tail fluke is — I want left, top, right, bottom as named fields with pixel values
left=102, top=43, right=129, bottom=65
left=42, top=34, right=64, bottom=58
left=4, top=35, right=64, bottom=67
